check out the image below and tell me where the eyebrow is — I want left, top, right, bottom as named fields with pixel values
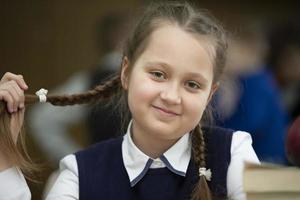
left=145, top=61, right=209, bottom=84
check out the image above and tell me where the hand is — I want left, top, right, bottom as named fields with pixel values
left=0, top=72, right=28, bottom=170
left=0, top=72, right=28, bottom=113
left=0, top=72, right=28, bottom=142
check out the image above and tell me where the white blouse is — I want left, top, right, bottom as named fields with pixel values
left=0, top=129, right=259, bottom=200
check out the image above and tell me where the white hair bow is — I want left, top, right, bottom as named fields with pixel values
left=199, top=167, right=212, bottom=181
left=35, top=88, right=48, bottom=103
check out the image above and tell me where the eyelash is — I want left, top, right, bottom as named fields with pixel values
left=149, top=71, right=166, bottom=80
left=149, top=70, right=202, bottom=91
left=185, top=81, right=201, bottom=90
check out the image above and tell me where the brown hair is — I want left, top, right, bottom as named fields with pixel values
left=0, top=1, right=227, bottom=199
left=0, top=104, right=37, bottom=181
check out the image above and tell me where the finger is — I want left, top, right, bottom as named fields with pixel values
left=15, top=74, right=28, bottom=90
left=1, top=72, right=28, bottom=90
left=1, top=81, right=22, bottom=112
left=10, top=81, right=25, bottom=109
left=0, top=90, right=14, bottom=113
left=2, top=87, right=19, bottom=112
left=1, top=72, right=17, bottom=82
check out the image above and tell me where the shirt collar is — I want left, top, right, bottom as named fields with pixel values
left=122, top=120, right=191, bottom=187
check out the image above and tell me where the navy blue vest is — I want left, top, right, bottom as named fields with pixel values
left=75, top=126, right=233, bottom=200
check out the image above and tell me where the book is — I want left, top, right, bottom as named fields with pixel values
left=243, top=162, right=300, bottom=200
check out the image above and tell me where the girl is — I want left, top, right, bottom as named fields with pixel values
left=0, top=1, right=259, bottom=200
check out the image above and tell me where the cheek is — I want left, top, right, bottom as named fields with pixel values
left=127, top=73, right=160, bottom=112
left=183, top=93, right=210, bottom=124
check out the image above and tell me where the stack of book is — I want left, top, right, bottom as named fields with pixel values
left=243, top=162, right=300, bottom=200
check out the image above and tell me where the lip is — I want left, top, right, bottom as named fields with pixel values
left=152, top=105, right=180, bottom=116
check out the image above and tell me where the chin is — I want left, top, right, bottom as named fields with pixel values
left=147, top=123, right=185, bottom=140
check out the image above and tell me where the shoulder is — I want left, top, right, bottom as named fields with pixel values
left=0, top=168, right=31, bottom=200
left=203, top=127, right=259, bottom=163
left=76, top=137, right=123, bottom=155
left=203, top=126, right=234, bottom=168
left=205, top=127, right=259, bottom=160
left=203, top=126, right=234, bottom=149
left=203, top=126, right=234, bottom=136
left=75, top=137, right=123, bottom=165
left=230, top=131, right=259, bottom=162
left=46, top=155, right=79, bottom=199
left=203, top=126, right=259, bottom=163
left=227, top=131, right=259, bottom=199
left=59, top=154, right=78, bottom=175
left=231, top=131, right=252, bottom=147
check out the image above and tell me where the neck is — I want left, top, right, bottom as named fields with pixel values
left=130, top=120, right=178, bottom=159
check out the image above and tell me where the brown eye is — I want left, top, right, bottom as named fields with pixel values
left=186, top=81, right=201, bottom=90
left=150, top=71, right=166, bottom=80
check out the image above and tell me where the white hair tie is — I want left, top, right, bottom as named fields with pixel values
left=199, top=167, right=212, bottom=181
left=35, top=88, right=48, bottom=103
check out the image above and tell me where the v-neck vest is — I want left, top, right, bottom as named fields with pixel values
left=75, top=126, right=233, bottom=199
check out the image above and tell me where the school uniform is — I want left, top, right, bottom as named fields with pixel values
left=0, top=121, right=259, bottom=200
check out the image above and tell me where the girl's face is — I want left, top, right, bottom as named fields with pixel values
left=122, top=24, right=217, bottom=142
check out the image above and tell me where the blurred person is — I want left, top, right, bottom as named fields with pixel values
left=214, top=19, right=289, bottom=164
left=28, top=12, right=130, bottom=164
left=266, top=19, right=300, bottom=121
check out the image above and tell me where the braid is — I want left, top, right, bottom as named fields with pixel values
left=191, top=124, right=212, bottom=200
left=191, top=124, right=202, bottom=166
left=191, top=124, right=206, bottom=168
left=25, top=74, right=121, bottom=106
left=199, top=127, right=206, bottom=168
left=0, top=73, right=122, bottom=182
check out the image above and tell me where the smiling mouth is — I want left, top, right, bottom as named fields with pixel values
left=152, top=105, right=180, bottom=116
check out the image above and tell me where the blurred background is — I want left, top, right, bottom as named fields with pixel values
left=1, top=0, right=299, bottom=199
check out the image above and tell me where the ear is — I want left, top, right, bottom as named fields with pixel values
left=207, top=82, right=219, bottom=104
left=121, top=56, right=130, bottom=90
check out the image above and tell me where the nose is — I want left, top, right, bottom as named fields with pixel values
left=160, top=83, right=181, bottom=104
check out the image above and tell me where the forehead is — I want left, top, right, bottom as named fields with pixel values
left=136, top=24, right=215, bottom=80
